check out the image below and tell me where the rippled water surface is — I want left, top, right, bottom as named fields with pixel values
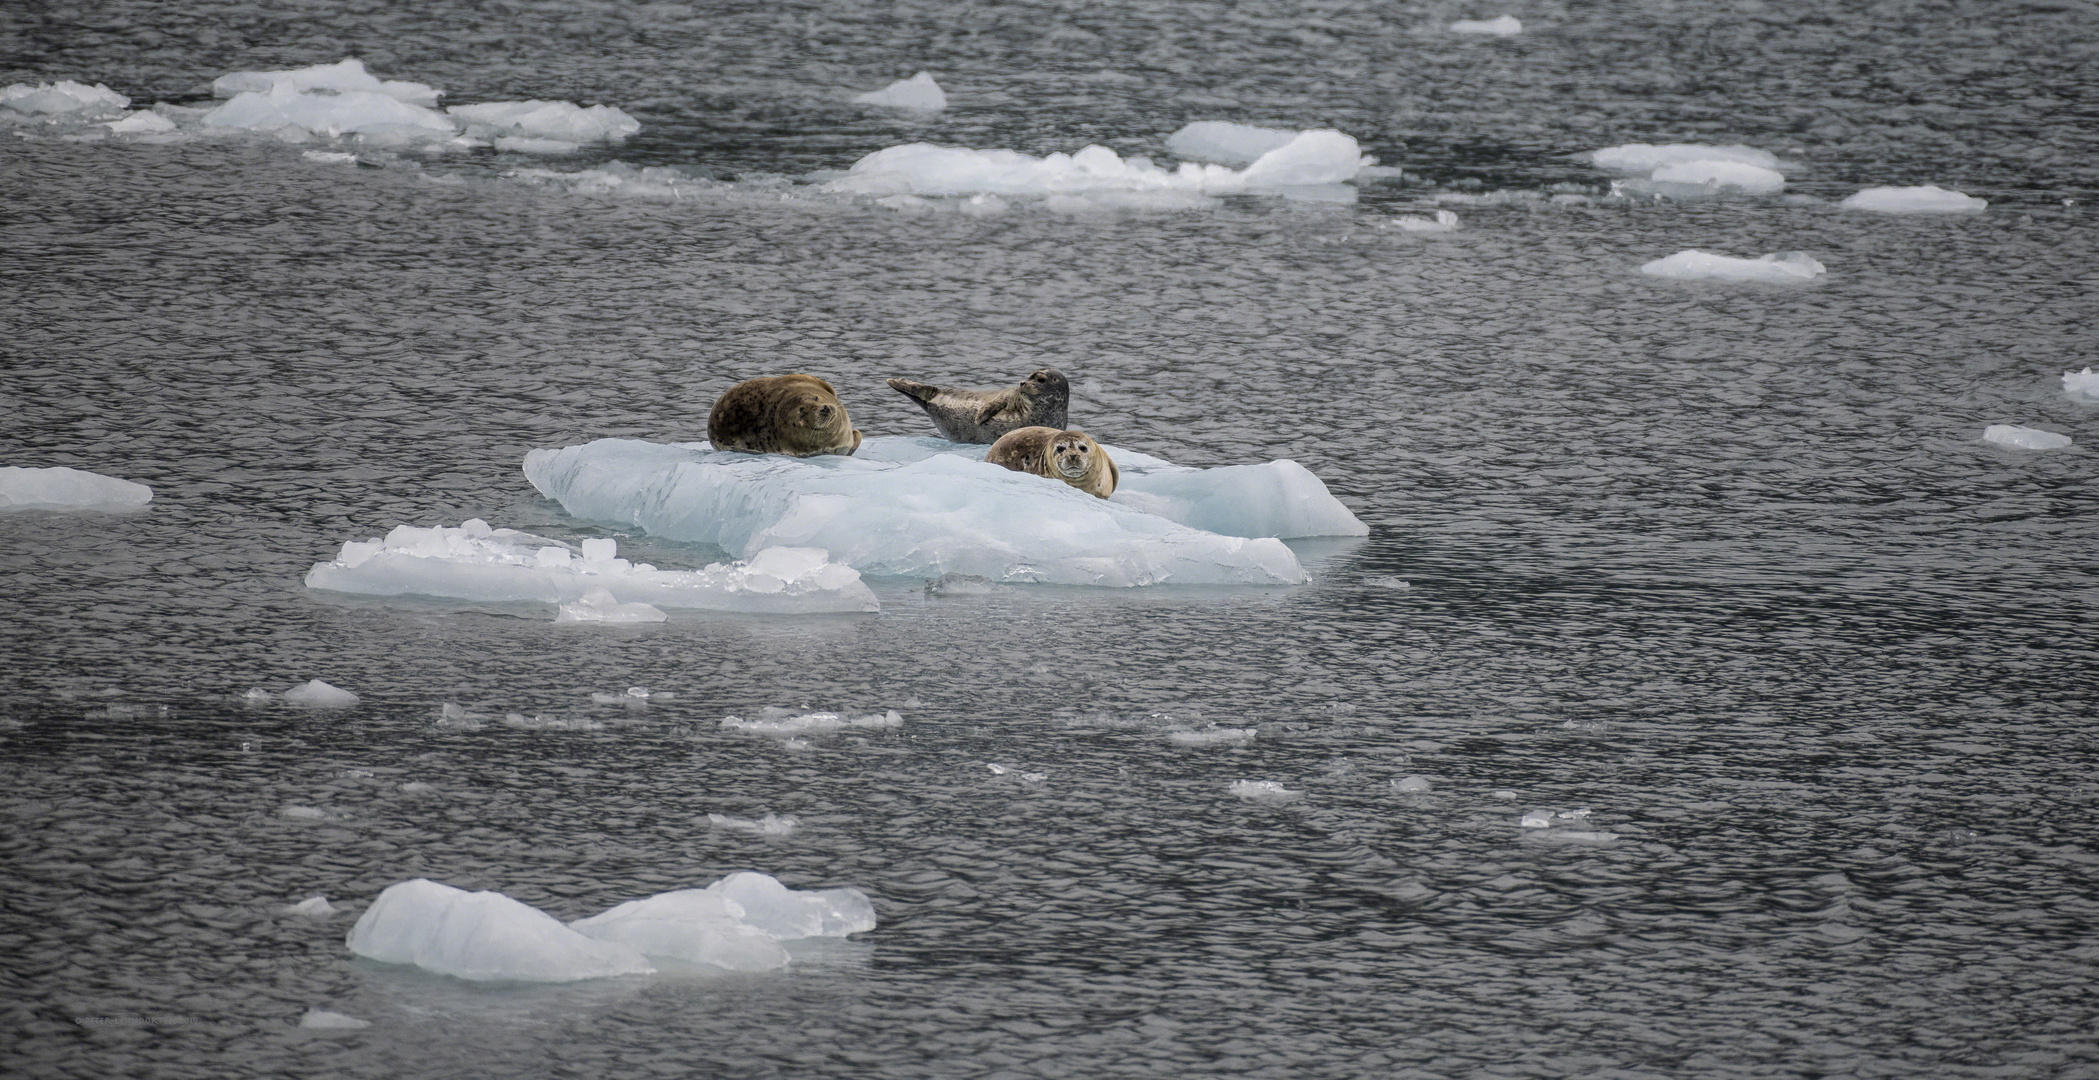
left=4, top=1, right=2097, bottom=1077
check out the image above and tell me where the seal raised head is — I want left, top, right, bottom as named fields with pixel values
left=707, top=374, right=863, bottom=457
left=984, top=426, right=1117, bottom=499
left=886, top=367, right=1069, bottom=444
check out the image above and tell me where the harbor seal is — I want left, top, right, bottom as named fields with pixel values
left=886, top=367, right=1069, bottom=444
left=984, top=426, right=1117, bottom=499
left=707, top=374, right=863, bottom=457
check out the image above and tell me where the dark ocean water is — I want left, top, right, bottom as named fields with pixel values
left=3, top=1, right=2096, bottom=1077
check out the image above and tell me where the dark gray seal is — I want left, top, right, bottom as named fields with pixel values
left=886, top=367, right=1069, bottom=444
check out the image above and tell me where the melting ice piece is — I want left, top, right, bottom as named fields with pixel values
left=284, top=679, right=360, bottom=708
left=448, top=101, right=640, bottom=143
left=1520, top=810, right=1554, bottom=828
left=556, top=587, right=668, bottom=624
left=852, top=71, right=946, bottom=111
left=1229, top=780, right=1302, bottom=803
left=106, top=110, right=177, bottom=134
left=568, top=889, right=791, bottom=971
left=523, top=437, right=1358, bottom=587
left=705, top=871, right=877, bottom=939
left=1589, top=143, right=1779, bottom=173
left=0, top=80, right=130, bottom=117
left=721, top=707, right=903, bottom=735
left=1450, top=15, right=1523, bottom=35
left=211, top=59, right=439, bottom=106
left=1165, top=121, right=1298, bottom=166
left=1167, top=727, right=1256, bottom=746
left=1641, top=250, right=1825, bottom=283
left=203, top=87, right=456, bottom=137
left=304, top=519, right=878, bottom=614
left=1839, top=185, right=1987, bottom=213
left=1393, top=209, right=1460, bottom=232
left=284, top=895, right=338, bottom=916
left=826, top=131, right=1369, bottom=200
left=707, top=812, right=800, bottom=835
left=1982, top=425, right=2072, bottom=450
left=346, top=878, right=655, bottom=982
left=1646, top=159, right=1786, bottom=194
left=0, top=466, right=152, bottom=511
left=299, top=1009, right=370, bottom=1030
left=2065, top=368, right=2099, bottom=403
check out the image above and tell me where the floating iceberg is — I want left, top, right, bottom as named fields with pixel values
left=1839, top=185, right=1987, bottom=213
left=826, top=130, right=1369, bottom=202
left=347, top=873, right=875, bottom=981
left=448, top=100, right=640, bottom=143
left=0, top=466, right=152, bottom=511
left=211, top=59, right=439, bottom=106
left=524, top=437, right=1363, bottom=587
left=1, top=80, right=129, bottom=117
left=852, top=71, right=946, bottom=111
left=2065, top=368, right=2099, bottom=403
left=1982, top=425, right=2072, bottom=450
left=1641, top=250, right=1825, bottom=283
left=1450, top=15, right=1523, bottom=35
left=304, top=519, right=877, bottom=614
left=1165, top=121, right=1299, bottom=166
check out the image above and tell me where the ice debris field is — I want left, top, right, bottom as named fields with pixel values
left=346, top=872, right=875, bottom=982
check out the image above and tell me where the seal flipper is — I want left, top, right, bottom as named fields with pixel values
left=887, top=377, right=939, bottom=404
left=974, top=388, right=1020, bottom=424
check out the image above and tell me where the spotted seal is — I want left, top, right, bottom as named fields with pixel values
left=983, top=426, right=1117, bottom=499
left=886, top=367, right=1069, bottom=444
left=707, top=374, right=863, bottom=457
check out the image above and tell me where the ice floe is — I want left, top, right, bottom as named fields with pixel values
left=826, top=130, right=1371, bottom=203
left=524, top=437, right=1361, bottom=587
left=1591, top=142, right=1784, bottom=197
left=1, top=80, right=129, bottom=117
left=1167, top=726, right=1257, bottom=746
left=448, top=100, right=640, bottom=144
left=1450, top=15, right=1523, bottom=35
left=212, top=59, right=439, bottom=107
left=1982, top=425, right=2072, bottom=450
left=347, top=873, right=873, bottom=981
left=204, top=85, right=457, bottom=137
left=1839, top=185, right=1987, bottom=213
left=853, top=71, right=946, bottom=111
left=284, top=679, right=360, bottom=708
left=2065, top=368, right=2099, bottom=403
left=1641, top=250, right=1825, bottom=283
left=1591, top=143, right=1779, bottom=173
left=0, top=466, right=152, bottom=511
left=720, top=707, right=904, bottom=736
left=303, top=519, right=877, bottom=614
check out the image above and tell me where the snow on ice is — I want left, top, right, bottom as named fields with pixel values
left=346, top=873, right=875, bottom=981
left=852, top=71, right=947, bottom=111
left=0, top=466, right=152, bottom=511
left=1839, top=185, right=1987, bottom=213
left=1982, top=425, right=2072, bottom=450
left=523, top=436, right=1364, bottom=587
left=303, top=519, right=878, bottom=614
left=1641, top=250, right=1825, bottom=283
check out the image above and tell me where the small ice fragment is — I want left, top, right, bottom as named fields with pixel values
left=706, top=812, right=799, bottom=835
left=347, top=878, right=655, bottom=982
left=1520, top=810, right=1553, bottom=828
left=2061, top=368, right=2099, bottom=403
left=301, top=150, right=359, bottom=165
left=1392, top=775, right=1433, bottom=792
left=399, top=782, right=436, bottom=795
left=285, top=895, right=338, bottom=916
left=852, top=71, right=946, bottom=111
left=1648, top=159, right=1786, bottom=193
left=1557, top=808, right=1591, bottom=821
left=1365, top=576, right=1411, bottom=590
left=1167, top=727, right=1257, bottom=746
left=568, top=889, right=790, bottom=971
left=0, top=80, right=130, bottom=117
left=299, top=1009, right=370, bottom=1030
left=579, top=537, right=618, bottom=562
left=1450, top=14, right=1522, bottom=35
left=435, top=703, right=485, bottom=729
left=241, top=688, right=273, bottom=705
left=212, top=58, right=439, bottom=106
left=1393, top=209, right=1459, bottom=232
left=281, top=805, right=328, bottom=820
left=1492, top=789, right=1518, bottom=799
left=0, top=466, right=153, bottom=511
left=1229, top=780, right=1301, bottom=803
left=1589, top=143, right=1778, bottom=173
left=1165, top=121, right=1298, bottom=166
left=720, top=707, right=903, bottom=735
left=1839, top=185, right=1987, bottom=213
left=107, top=110, right=177, bottom=134
left=704, top=871, right=877, bottom=939
left=449, top=100, right=640, bottom=142
left=556, top=587, right=667, bottom=624
left=1982, top=425, right=2072, bottom=450
left=1641, top=250, right=1824, bottom=283
left=284, top=679, right=360, bottom=708
left=986, top=763, right=1010, bottom=775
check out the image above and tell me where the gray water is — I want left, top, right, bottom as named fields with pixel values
left=4, top=1, right=2097, bottom=1077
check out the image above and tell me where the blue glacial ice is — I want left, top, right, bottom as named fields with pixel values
left=1641, top=250, right=1826, bottom=283
left=303, top=518, right=878, bottom=614
left=522, top=436, right=1366, bottom=587
left=0, top=466, right=152, bottom=511
left=852, top=71, right=947, bottom=111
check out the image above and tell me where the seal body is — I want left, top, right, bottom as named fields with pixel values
left=984, top=426, right=1117, bottom=499
left=886, top=367, right=1068, bottom=444
left=707, top=374, right=863, bottom=457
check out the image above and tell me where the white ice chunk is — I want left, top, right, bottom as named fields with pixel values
left=524, top=437, right=1357, bottom=588
left=704, top=871, right=877, bottom=940
left=1392, top=775, right=1433, bottom=792
left=555, top=587, right=668, bottom=624
left=852, top=71, right=947, bottom=111
left=1450, top=15, right=1523, bottom=35
left=204, top=86, right=456, bottom=137
left=2064, top=367, right=2099, bottom=403
left=1165, top=121, right=1298, bottom=166
left=721, top=707, right=903, bottom=735
left=345, top=878, right=655, bottom=982
left=1647, top=159, right=1786, bottom=193
left=304, top=521, right=877, bottom=613
left=1520, top=810, right=1554, bottom=828
left=1589, top=143, right=1779, bottom=173
left=1393, top=209, right=1460, bottom=232
left=449, top=100, right=640, bottom=143
left=298, top=1009, right=370, bottom=1030
left=707, top=812, right=800, bottom=835
left=1839, top=185, right=1987, bottom=213
left=105, top=110, right=176, bottom=134
left=284, top=679, right=360, bottom=708
left=1229, top=780, right=1301, bottom=804
left=1167, top=727, right=1256, bottom=746
left=0, top=80, right=130, bottom=117
left=0, top=466, right=152, bottom=511
left=826, top=131, right=1367, bottom=200
left=1982, top=425, right=2072, bottom=450
left=284, top=895, right=338, bottom=916
left=212, top=59, right=439, bottom=106
left=1239, top=130, right=1373, bottom=187
left=568, top=889, right=791, bottom=971
left=1641, top=250, right=1825, bottom=283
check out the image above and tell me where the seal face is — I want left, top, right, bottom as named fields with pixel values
left=984, top=426, right=1117, bottom=499
left=886, top=367, right=1069, bottom=444
left=707, top=374, right=863, bottom=457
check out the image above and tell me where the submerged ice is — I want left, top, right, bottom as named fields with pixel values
left=523, top=437, right=1365, bottom=587
left=304, top=518, right=877, bottom=613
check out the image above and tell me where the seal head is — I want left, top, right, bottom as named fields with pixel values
left=707, top=374, right=863, bottom=457
left=984, top=425, right=1117, bottom=499
left=886, top=367, right=1069, bottom=444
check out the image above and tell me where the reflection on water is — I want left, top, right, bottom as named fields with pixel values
left=4, top=0, right=2098, bottom=1076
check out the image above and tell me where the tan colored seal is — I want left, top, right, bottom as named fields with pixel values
left=707, top=374, right=863, bottom=457
left=886, top=367, right=1068, bottom=444
left=984, top=426, right=1117, bottom=499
